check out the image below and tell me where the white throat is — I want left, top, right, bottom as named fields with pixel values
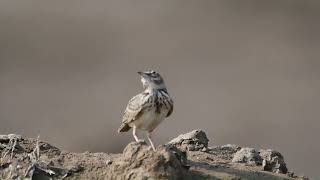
left=141, top=78, right=166, bottom=93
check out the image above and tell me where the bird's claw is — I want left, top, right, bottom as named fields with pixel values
left=148, top=146, right=156, bottom=152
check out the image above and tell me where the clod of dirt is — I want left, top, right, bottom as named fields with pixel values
left=107, top=141, right=190, bottom=180
left=232, top=148, right=263, bottom=165
left=168, top=129, right=209, bottom=151
left=260, top=149, right=288, bottom=174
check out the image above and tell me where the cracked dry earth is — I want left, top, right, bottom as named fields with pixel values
left=0, top=130, right=309, bottom=180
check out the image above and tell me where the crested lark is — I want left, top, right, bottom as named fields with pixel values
left=118, top=70, right=173, bottom=151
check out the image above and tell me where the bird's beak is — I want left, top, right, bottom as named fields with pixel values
left=138, top=71, right=149, bottom=78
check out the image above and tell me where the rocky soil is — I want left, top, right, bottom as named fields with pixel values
left=0, top=130, right=309, bottom=180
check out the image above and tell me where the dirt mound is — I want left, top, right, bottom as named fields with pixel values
left=0, top=130, right=308, bottom=180
left=107, top=141, right=190, bottom=180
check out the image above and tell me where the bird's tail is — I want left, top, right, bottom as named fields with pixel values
left=118, top=123, right=131, bottom=133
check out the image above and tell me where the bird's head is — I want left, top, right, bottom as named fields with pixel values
left=138, top=70, right=166, bottom=91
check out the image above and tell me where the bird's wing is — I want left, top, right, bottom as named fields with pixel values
left=163, top=93, right=173, bottom=117
left=166, top=99, right=174, bottom=117
left=122, top=93, right=151, bottom=124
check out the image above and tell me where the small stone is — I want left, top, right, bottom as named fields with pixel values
left=232, top=148, right=262, bottom=165
left=259, top=149, right=288, bottom=174
left=167, top=129, right=209, bottom=151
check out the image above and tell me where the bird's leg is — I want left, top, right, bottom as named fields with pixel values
left=132, top=125, right=140, bottom=142
left=147, top=131, right=156, bottom=152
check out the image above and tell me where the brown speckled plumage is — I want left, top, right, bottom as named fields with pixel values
left=118, top=70, right=173, bottom=151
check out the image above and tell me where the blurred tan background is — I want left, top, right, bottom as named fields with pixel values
left=0, top=0, right=319, bottom=178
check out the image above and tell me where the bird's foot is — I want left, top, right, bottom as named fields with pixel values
left=148, top=145, right=156, bottom=152
left=135, top=139, right=145, bottom=143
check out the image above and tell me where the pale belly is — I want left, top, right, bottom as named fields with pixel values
left=129, top=107, right=169, bottom=131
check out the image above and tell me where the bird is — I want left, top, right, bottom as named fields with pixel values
left=118, top=70, right=173, bottom=151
